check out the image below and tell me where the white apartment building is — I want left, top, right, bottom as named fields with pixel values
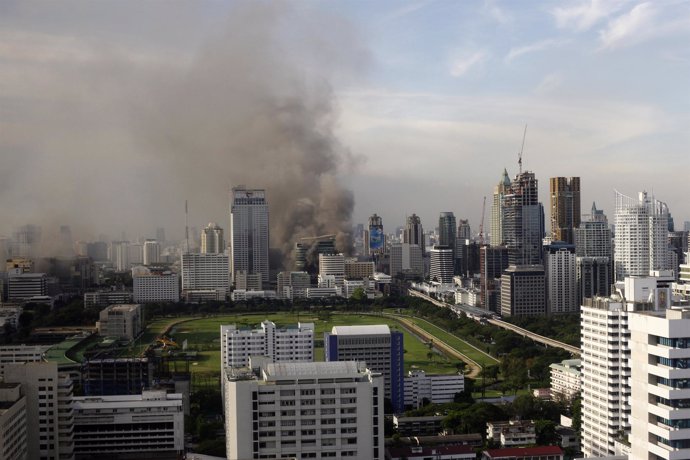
left=629, top=307, right=690, bottom=460
left=3, top=361, right=74, bottom=460
left=430, top=246, right=454, bottom=285
left=132, top=266, right=179, bottom=303
left=581, top=295, right=630, bottom=458
left=549, top=359, right=581, bottom=401
left=181, top=252, right=230, bottom=298
left=614, top=190, right=672, bottom=281
left=224, top=360, right=384, bottom=460
left=0, top=382, right=27, bottom=460
left=319, top=253, right=345, bottom=287
left=580, top=276, right=671, bottom=458
left=72, top=390, right=184, bottom=460
left=404, top=370, right=464, bottom=409
left=220, top=320, right=314, bottom=369
left=7, top=272, right=47, bottom=301
left=96, top=304, right=143, bottom=341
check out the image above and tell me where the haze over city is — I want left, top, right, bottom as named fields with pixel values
left=2, top=0, right=690, bottom=243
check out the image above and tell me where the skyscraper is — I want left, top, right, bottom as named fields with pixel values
left=614, top=191, right=671, bottom=281
left=230, top=187, right=269, bottom=285
left=142, top=239, right=160, bottom=266
left=502, top=171, right=545, bottom=266
left=429, top=245, right=454, bottom=285
left=200, top=222, right=224, bottom=254
left=403, top=214, right=425, bottom=254
left=575, top=202, right=612, bottom=301
left=549, top=177, right=580, bottom=244
left=438, top=212, right=457, bottom=248
left=491, top=169, right=511, bottom=246
left=457, top=219, right=471, bottom=241
left=364, top=214, right=385, bottom=257
left=544, top=242, right=577, bottom=314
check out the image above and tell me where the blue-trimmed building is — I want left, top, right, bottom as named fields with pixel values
left=324, top=324, right=404, bottom=413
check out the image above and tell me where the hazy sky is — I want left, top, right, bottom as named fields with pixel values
left=2, top=0, right=690, bottom=243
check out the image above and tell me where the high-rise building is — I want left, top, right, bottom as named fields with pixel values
left=500, top=265, right=546, bottom=317
left=457, top=219, right=471, bottom=241
left=0, top=382, right=27, bottom=460
left=110, top=241, right=130, bottom=271
left=614, top=191, right=672, bottom=281
left=4, top=361, right=74, bottom=460
left=629, top=307, right=690, bottom=460
left=549, top=177, right=580, bottom=245
left=11, top=225, right=41, bottom=259
left=132, top=266, right=180, bottom=303
left=544, top=242, right=577, bottom=314
left=438, top=212, right=457, bottom=249
left=325, top=325, right=404, bottom=413
left=142, top=239, right=161, bottom=265
left=491, top=169, right=511, bottom=246
left=156, top=227, right=166, bottom=244
left=668, top=230, right=689, bottom=276
left=224, top=360, right=384, bottom=460
left=230, top=187, right=270, bottom=285
left=429, top=245, right=454, bottom=285
left=403, top=214, right=425, bottom=254
left=502, top=171, right=545, bottom=266
left=479, top=245, right=509, bottom=313
left=181, top=252, right=230, bottom=299
left=389, top=243, right=424, bottom=279
left=87, top=241, right=108, bottom=262
left=7, top=272, right=47, bottom=301
left=575, top=202, right=613, bottom=302
left=364, top=214, right=385, bottom=257
left=200, top=222, right=224, bottom=254
left=319, top=253, right=346, bottom=288
left=580, top=276, right=671, bottom=458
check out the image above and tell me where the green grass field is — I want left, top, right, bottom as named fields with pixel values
left=403, top=316, right=499, bottom=368
left=164, top=313, right=462, bottom=376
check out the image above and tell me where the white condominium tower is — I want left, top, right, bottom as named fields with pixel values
left=224, top=360, right=384, bottom=460
left=614, top=190, right=671, bottom=281
left=201, top=222, right=225, bottom=254
left=230, top=187, right=269, bottom=286
left=629, top=307, right=690, bottom=460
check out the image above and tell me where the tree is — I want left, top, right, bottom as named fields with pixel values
left=455, top=361, right=467, bottom=374
left=351, top=288, right=366, bottom=302
left=426, top=351, right=434, bottom=362
left=535, top=419, right=559, bottom=445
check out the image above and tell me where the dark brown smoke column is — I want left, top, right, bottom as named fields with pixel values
left=130, top=2, right=363, bottom=265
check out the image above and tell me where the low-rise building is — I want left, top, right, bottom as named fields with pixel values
left=482, top=446, right=564, bottom=460
left=394, top=415, right=445, bottom=437
left=72, top=390, right=184, bottom=460
left=230, top=289, right=277, bottom=301
left=96, top=304, right=143, bottom=341
left=487, top=420, right=537, bottom=447
left=404, top=370, right=464, bottom=409
left=83, top=290, right=133, bottom=308
left=7, top=272, right=47, bottom=301
left=81, top=358, right=154, bottom=396
left=549, top=359, right=581, bottom=401
left=387, top=445, right=476, bottom=460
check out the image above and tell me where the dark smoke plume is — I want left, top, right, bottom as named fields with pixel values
left=0, top=2, right=365, bottom=262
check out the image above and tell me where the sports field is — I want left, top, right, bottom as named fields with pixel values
left=166, top=313, right=463, bottom=376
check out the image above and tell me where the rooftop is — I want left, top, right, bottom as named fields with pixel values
left=331, top=325, right=390, bottom=336
left=484, top=446, right=564, bottom=458
left=388, top=445, right=475, bottom=458
left=265, top=361, right=364, bottom=378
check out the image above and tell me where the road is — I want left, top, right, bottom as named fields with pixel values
left=408, top=289, right=580, bottom=356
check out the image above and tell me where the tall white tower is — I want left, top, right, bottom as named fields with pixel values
left=230, top=187, right=269, bottom=286
left=142, top=239, right=160, bottom=266
left=614, top=191, right=671, bottom=281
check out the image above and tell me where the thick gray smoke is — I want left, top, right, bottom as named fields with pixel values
left=0, top=2, right=365, bottom=263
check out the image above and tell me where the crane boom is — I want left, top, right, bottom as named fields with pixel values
left=518, top=124, right=527, bottom=174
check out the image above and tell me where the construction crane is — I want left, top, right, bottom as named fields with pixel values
left=479, top=196, right=487, bottom=245
left=299, top=234, right=336, bottom=242
left=518, top=124, right=527, bottom=174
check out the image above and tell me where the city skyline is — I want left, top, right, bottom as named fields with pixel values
left=2, top=1, right=690, bottom=242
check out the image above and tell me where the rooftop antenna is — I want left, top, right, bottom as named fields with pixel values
left=185, top=200, right=189, bottom=254
left=518, top=124, right=527, bottom=174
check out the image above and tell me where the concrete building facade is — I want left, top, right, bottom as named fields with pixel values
left=549, top=177, right=580, bottom=245
left=96, top=304, right=143, bottom=341
left=500, top=265, right=546, bottom=317
left=230, top=187, right=270, bottom=285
